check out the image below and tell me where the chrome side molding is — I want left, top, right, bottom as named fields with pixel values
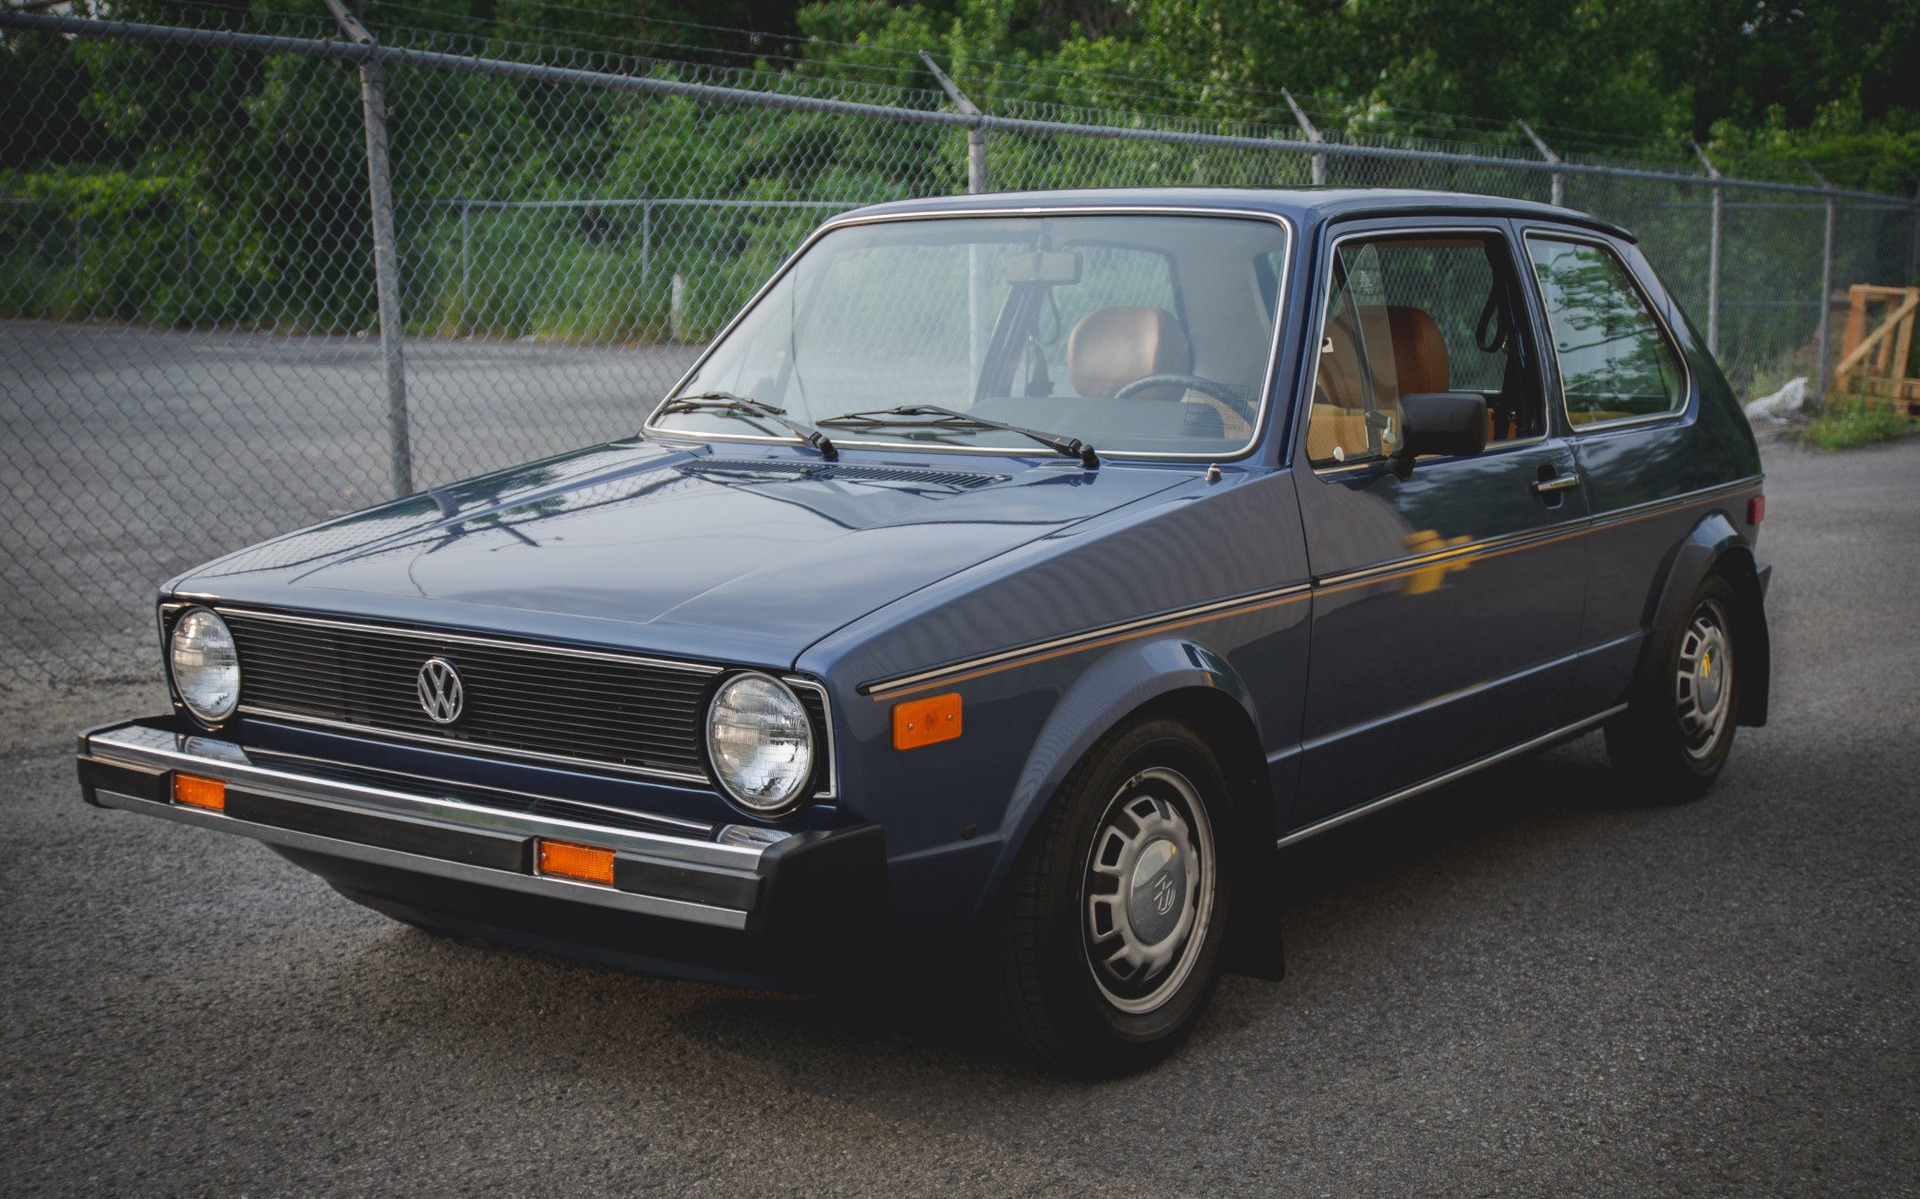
left=1275, top=704, right=1628, bottom=849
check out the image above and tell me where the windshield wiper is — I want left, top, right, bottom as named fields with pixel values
left=816, top=405, right=1098, bottom=469
left=657, top=391, right=838, bottom=461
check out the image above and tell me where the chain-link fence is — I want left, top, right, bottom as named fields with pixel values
left=3, top=9, right=1916, bottom=691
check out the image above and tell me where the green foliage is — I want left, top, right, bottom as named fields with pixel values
left=801, top=0, right=1920, bottom=173
left=0, top=167, right=265, bottom=325
left=1702, top=103, right=1920, bottom=196
left=1800, top=399, right=1916, bottom=450
left=4, top=0, right=1914, bottom=346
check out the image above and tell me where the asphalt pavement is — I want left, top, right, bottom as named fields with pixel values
left=0, top=320, right=698, bottom=684
left=1, top=433, right=1916, bottom=1197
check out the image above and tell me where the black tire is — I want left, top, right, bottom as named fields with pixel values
left=1605, top=573, right=1742, bottom=802
left=990, top=719, right=1233, bottom=1076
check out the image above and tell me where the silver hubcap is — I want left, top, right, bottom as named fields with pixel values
left=1082, top=766, right=1216, bottom=1015
left=1675, top=598, right=1733, bottom=760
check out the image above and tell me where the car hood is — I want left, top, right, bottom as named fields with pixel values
left=176, top=440, right=1189, bottom=667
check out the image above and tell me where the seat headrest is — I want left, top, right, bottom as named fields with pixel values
left=1317, top=319, right=1366, bottom=410
left=1386, top=306, right=1450, bottom=396
left=1067, top=307, right=1192, bottom=402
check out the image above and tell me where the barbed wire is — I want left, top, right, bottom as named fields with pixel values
left=96, top=0, right=1680, bottom=166
left=76, top=0, right=1890, bottom=186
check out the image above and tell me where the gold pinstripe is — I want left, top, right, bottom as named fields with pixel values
left=863, top=476, right=1761, bottom=701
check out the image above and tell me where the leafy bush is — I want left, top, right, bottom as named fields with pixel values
left=1800, top=399, right=1916, bottom=450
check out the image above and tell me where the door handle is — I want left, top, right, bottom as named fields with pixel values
left=1529, top=473, right=1581, bottom=496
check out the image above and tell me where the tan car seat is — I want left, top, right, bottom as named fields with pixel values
left=1306, top=306, right=1451, bottom=461
left=1066, top=306, right=1192, bottom=404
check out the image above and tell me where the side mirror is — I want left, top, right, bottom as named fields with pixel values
left=1392, top=392, right=1488, bottom=479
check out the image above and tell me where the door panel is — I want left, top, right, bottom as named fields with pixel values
left=1293, top=447, right=1589, bottom=824
left=1519, top=232, right=1755, bottom=708
left=1288, top=223, right=1590, bottom=829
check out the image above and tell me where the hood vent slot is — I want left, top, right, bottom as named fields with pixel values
left=686, top=459, right=1006, bottom=491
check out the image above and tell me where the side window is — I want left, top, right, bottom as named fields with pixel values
left=1306, top=233, right=1542, bottom=467
left=1526, top=237, right=1686, bottom=426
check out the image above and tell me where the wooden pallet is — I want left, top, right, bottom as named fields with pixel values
left=1832, top=285, right=1920, bottom=414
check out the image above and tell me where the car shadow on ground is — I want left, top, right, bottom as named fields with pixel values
left=321, top=730, right=1660, bottom=1097
left=640, top=732, right=1660, bottom=1078
left=258, top=723, right=1740, bottom=1192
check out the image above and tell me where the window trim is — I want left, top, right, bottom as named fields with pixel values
left=1301, top=223, right=1550, bottom=475
left=644, top=206, right=1295, bottom=464
left=1519, top=227, right=1694, bottom=436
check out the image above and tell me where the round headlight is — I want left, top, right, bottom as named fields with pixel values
left=169, top=607, right=240, bottom=725
left=705, top=672, right=814, bottom=813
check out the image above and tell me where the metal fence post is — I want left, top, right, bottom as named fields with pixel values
left=920, top=52, right=986, bottom=194
left=458, top=197, right=470, bottom=315
left=1817, top=194, right=1837, bottom=405
left=1283, top=90, right=1326, bottom=186
left=921, top=51, right=988, bottom=379
left=1806, top=163, right=1837, bottom=407
left=181, top=205, right=195, bottom=307
left=1517, top=119, right=1564, bottom=208
left=1910, top=183, right=1919, bottom=284
left=1692, top=141, right=1723, bottom=356
left=640, top=199, right=651, bottom=290
left=326, top=0, right=412, bottom=497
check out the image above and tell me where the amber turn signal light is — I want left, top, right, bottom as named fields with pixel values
left=172, top=773, right=226, bottom=811
left=536, top=839, right=616, bottom=885
left=893, top=692, right=962, bottom=750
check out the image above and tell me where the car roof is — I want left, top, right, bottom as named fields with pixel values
left=836, top=187, right=1635, bottom=242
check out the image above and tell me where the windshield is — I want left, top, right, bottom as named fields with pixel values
left=649, top=213, right=1291, bottom=458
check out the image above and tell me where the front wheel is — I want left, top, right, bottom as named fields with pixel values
left=990, top=719, right=1232, bottom=1075
left=1605, top=574, right=1742, bottom=802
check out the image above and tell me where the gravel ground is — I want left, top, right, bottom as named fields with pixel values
left=2, top=434, right=1916, bottom=1198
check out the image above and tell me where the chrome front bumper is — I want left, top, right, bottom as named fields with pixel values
left=77, top=719, right=881, bottom=934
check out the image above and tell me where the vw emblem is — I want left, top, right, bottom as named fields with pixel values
left=416, top=657, right=464, bottom=725
left=1152, top=873, right=1177, bottom=916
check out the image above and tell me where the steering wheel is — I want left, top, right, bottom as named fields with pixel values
left=1112, top=373, right=1243, bottom=404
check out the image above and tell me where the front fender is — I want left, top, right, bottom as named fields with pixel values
left=1643, top=511, right=1771, bottom=726
left=969, top=636, right=1261, bottom=924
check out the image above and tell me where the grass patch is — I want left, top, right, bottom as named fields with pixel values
left=1800, top=399, right=1917, bottom=450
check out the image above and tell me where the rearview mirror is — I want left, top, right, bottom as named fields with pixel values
left=1391, top=392, right=1488, bottom=479
left=1004, top=251, right=1082, bottom=286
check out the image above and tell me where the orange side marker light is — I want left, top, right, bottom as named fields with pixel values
left=893, top=692, right=963, bottom=751
left=173, top=773, right=227, bottom=811
left=537, top=839, right=616, bottom=885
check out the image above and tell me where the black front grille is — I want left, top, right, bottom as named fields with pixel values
left=221, top=611, right=716, bottom=779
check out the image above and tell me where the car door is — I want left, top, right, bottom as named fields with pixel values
left=1516, top=228, right=1751, bottom=707
left=1287, top=219, right=1592, bottom=830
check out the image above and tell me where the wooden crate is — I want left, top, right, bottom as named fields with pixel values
left=1832, top=285, right=1920, bottom=414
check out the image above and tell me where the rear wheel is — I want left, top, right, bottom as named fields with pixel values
left=1605, top=574, right=1742, bottom=802
left=991, top=719, right=1231, bottom=1075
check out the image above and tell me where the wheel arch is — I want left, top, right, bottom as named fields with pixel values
left=970, top=638, right=1285, bottom=977
left=973, top=639, right=1274, bottom=921
left=1642, top=511, right=1770, bottom=727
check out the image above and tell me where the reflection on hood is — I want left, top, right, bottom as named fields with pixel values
left=179, top=440, right=1189, bottom=666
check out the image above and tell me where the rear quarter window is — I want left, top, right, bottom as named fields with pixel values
left=1525, top=235, right=1687, bottom=428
